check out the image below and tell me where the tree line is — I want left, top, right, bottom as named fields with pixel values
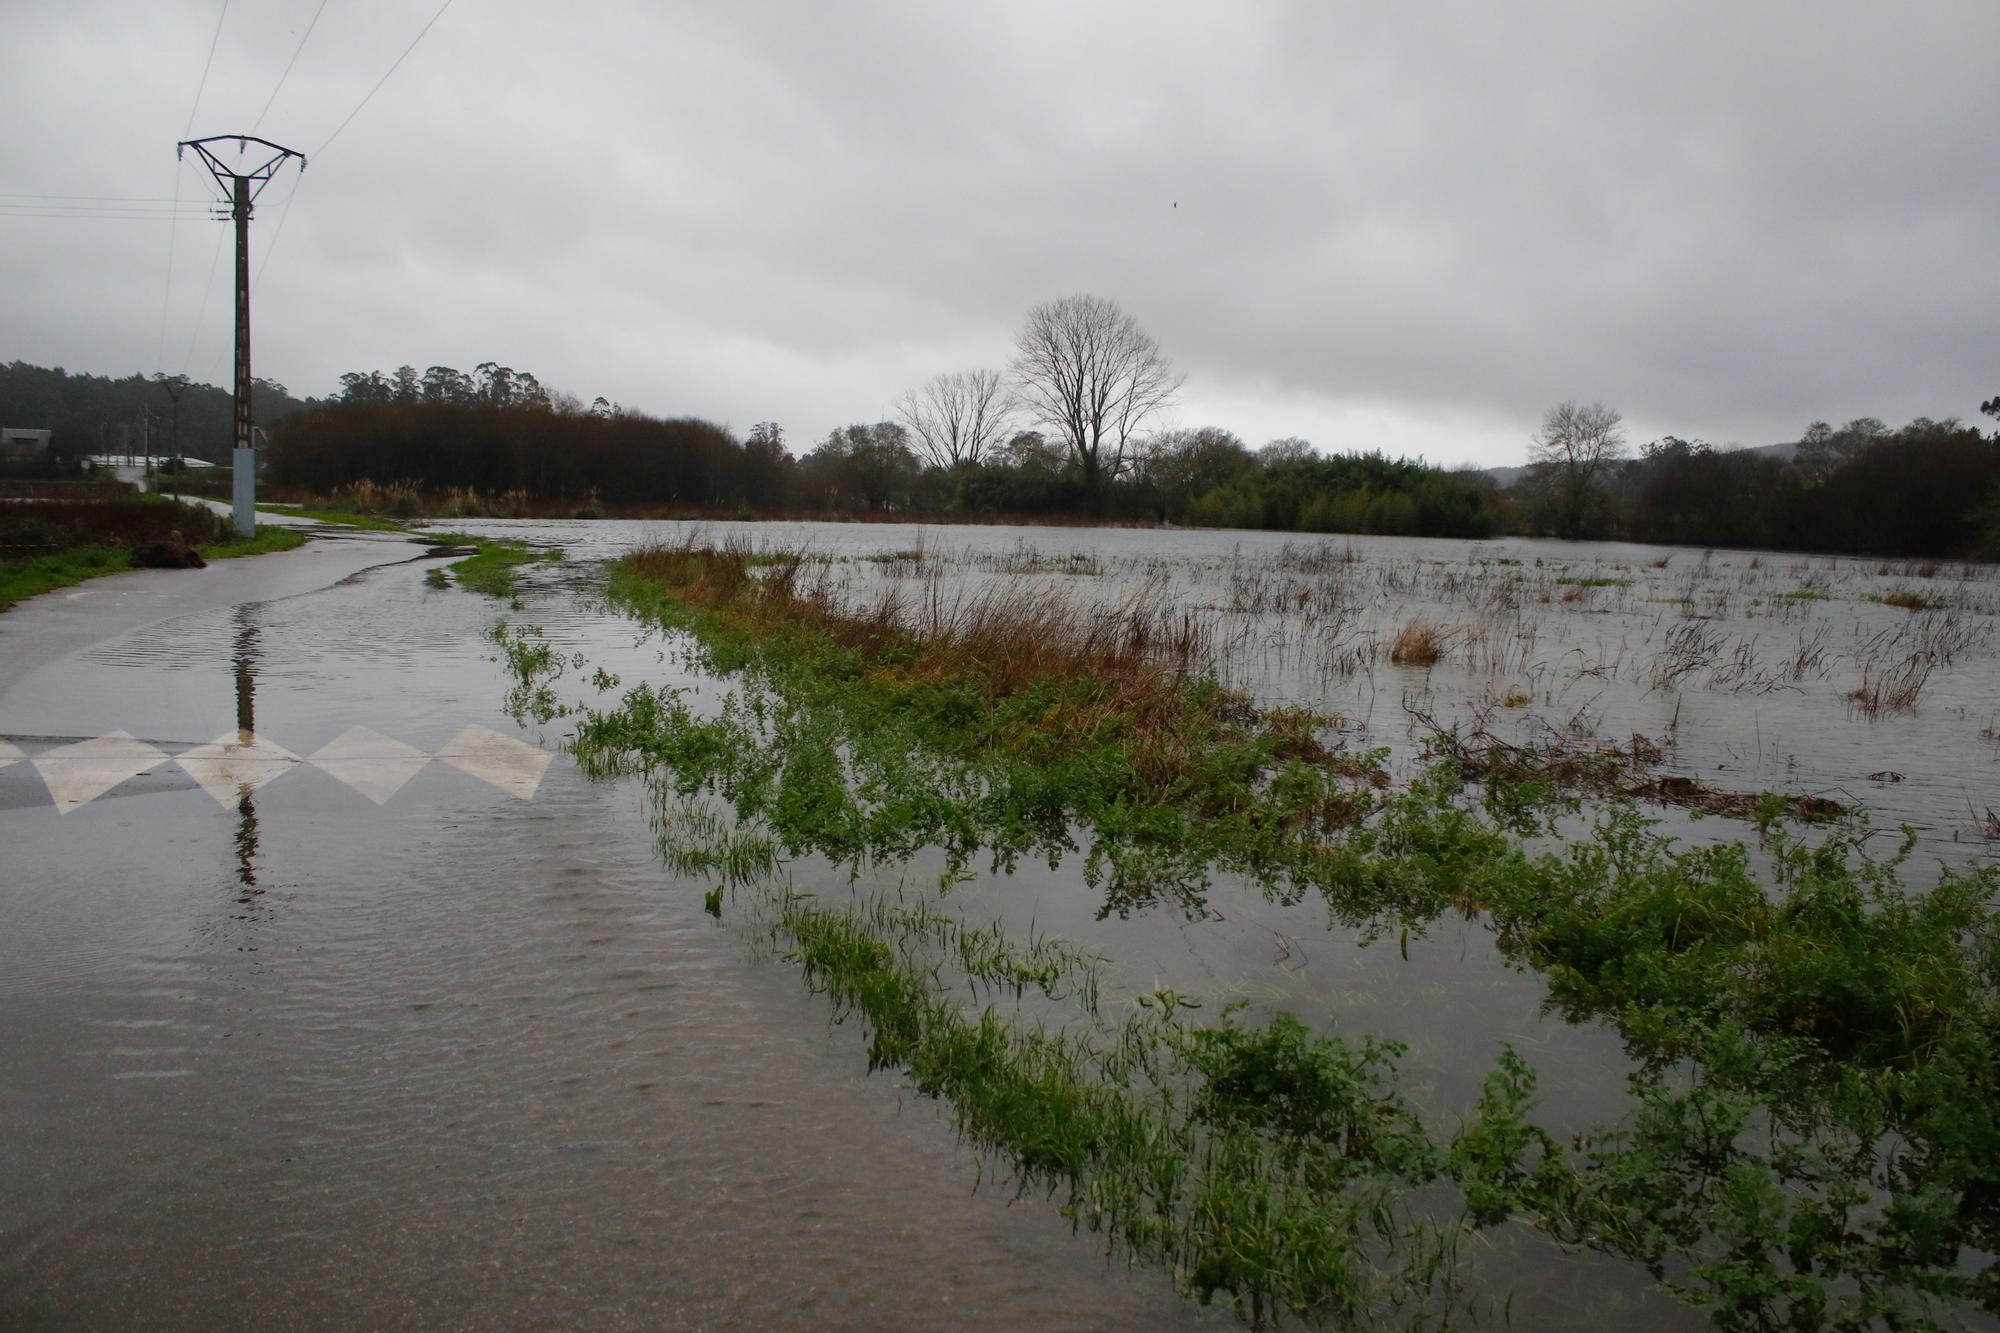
left=266, top=298, right=1501, bottom=537
left=1512, top=400, right=2000, bottom=559
left=10, top=291, right=1998, bottom=557
left=0, top=360, right=314, bottom=469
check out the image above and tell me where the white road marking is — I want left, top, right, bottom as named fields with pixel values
left=309, top=726, right=431, bottom=805
left=175, top=731, right=301, bottom=808
left=436, top=725, right=553, bottom=800
left=32, top=732, right=169, bottom=814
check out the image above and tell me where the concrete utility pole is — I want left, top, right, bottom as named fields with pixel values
left=178, top=136, right=305, bottom=538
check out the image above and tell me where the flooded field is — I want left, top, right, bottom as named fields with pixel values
left=472, top=519, right=1998, bottom=1326
left=5, top=519, right=1997, bottom=1328
left=474, top=517, right=2000, bottom=871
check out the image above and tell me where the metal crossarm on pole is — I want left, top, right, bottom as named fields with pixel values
left=177, top=135, right=305, bottom=537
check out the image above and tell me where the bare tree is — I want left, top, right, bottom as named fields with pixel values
left=1530, top=399, right=1627, bottom=539
left=895, top=369, right=1012, bottom=470
left=1010, top=294, right=1183, bottom=514
left=1256, top=436, right=1315, bottom=465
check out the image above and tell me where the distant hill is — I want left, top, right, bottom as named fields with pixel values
left=1737, top=440, right=1797, bottom=462
left=0, top=360, right=316, bottom=462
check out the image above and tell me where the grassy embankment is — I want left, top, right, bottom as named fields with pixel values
left=0, top=486, right=556, bottom=611
left=257, top=502, right=409, bottom=531
left=0, top=494, right=307, bottom=612
left=539, top=539, right=2000, bottom=1329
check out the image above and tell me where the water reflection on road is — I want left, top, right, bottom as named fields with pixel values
left=0, top=548, right=1203, bottom=1331
left=233, top=602, right=261, bottom=895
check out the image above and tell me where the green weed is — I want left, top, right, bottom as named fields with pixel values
left=548, top=540, right=2000, bottom=1327
left=438, top=537, right=559, bottom=599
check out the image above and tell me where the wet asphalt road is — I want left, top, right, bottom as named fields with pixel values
left=0, top=538, right=1205, bottom=1332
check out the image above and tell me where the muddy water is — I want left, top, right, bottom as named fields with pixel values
left=0, top=549, right=1206, bottom=1330
left=7, top=521, right=1995, bottom=1329
left=445, top=519, right=1993, bottom=1326
left=442, top=518, right=1999, bottom=869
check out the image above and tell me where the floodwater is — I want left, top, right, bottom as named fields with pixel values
left=450, top=517, right=2000, bottom=871
left=0, top=531, right=1209, bottom=1331
left=4, top=518, right=1994, bottom=1329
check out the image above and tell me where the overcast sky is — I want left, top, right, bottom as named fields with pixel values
left=3, top=1, right=1995, bottom=467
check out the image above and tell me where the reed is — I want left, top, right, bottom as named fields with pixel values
left=1845, top=651, right=1935, bottom=715
left=1387, top=619, right=1447, bottom=666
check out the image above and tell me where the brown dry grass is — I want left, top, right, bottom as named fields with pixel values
left=1845, top=652, right=1936, bottom=716
left=0, top=494, right=227, bottom=553
left=626, top=537, right=1223, bottom=732
left=1388, top=618, right=1447, bottom=666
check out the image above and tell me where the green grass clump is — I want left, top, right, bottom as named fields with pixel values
left=259, top=503, right=410, bottom=531
left=592, top=541, right=1383, bottom=904
left=557, top=538, right=2000, bottom=1328
left=0, top=524, right=306, bottom=611
left=436, top=537, right=561, bottom=600
left=1870, top=588, right=1948, bottom=611
left=0, top=545, right=132, bottom=611
left=775, top=888, right=1457, bottom=1326
left=199, top=526, right=307, bottom=559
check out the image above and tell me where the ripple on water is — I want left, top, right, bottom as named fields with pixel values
left=1, top=683, right=1203, bottom=1331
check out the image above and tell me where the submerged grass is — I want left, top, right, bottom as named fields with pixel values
left=561, top=538, right=2000, bottom=1328
left=436, top=536, right=562, bottom=601
left=772, top=887, right=1465, bottom=1326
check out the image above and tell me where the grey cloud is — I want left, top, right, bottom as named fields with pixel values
left=3, top=0, right=1994, bottom=464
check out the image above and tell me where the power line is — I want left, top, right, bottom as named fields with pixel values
left=0, top=201, right=211, bottom=214
left=252, top=171, right=305, bottom=286
left=313, top=0, right=454, bottom=159
left=0, top=192, right=200, bottom=202
left=184, top=0, right=231, bottom=137
left=256, top=0, right=455, bottom=287
left=251, top=0, right=332, bottom=135
left=182, top=224, right=230, bottom=374
left=1, top=199, right=210, bottom=211
left=159, top=157, right=184, bottom=372
left=0, top=199, right=213, bottom=220
left=170, top=0, right=228, bottom=371
left=1, top=210, right=212, bottom=221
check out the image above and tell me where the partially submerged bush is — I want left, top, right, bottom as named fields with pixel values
left=1388, top=618, right=1447, bottom=666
